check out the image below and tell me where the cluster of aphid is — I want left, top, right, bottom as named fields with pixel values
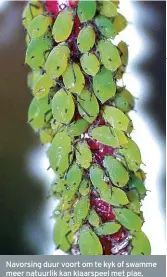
left=23, top=0, right=151, bottom=255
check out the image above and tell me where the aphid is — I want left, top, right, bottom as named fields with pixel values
left=76, top=141, right=92, bottom=169
left=45, top=44, right=70, bottom=79
left=27, top=70, right=41, bottom=90
left=51, top=88, right=75, bottom=124
left=114, top=88, right=134, bottom=112
left=114, top=208, right=142, bottom=231
left=127, top=190, right=140, bottom=214
left=27, top=14, right=52, bottom=39
left=118, top=41, right=129, bottom=67
left=88, top=209, right=100, bottom=227
left=97, top=40, right=121, bottom=71
left=40, top=128, right=54, bottom=144
left=80, top=53, right=100, bottom=76
left=62, top=63, right=85, bottom=95
left=103, top=156, right=129, bottom=187
left=77, top=0, right=96, bottom=23
left=22, top=1, right=43, bottom=29
left=95, top=15, right=117, bottom=39
left=52, top=9, right=74, bottom=42
left=99, top=1, right=118, bottom=18
left=78, top=226, right=103, bottom=255
left=131, top=231, right=151, bottom=255
left=33, top=73, right=55, bottom=99
left=67, top=119, right=89, bottom=137
left=117, top=138, right=142, bottom=172
left=95, top=222, right=121, bottom=236
left=47, top=131, right=72, bottom=174
left=113, top=13, right=127, bottom=34
left=77, top=25, right=95, bottom=53
left=103, top=105, right=130, bottom=131
left=93, top=66, right=116, bottom=103
left=128, top=175, right=146, bottom=199
left=77, top=90, right=99, bottom=123
left=25, top=36, right=52, bottom=70
left=79, top=179, right=90, bottom=196
left=72, top=196, right=90, bottom=232
left=28, top=95, right=51, bottom=130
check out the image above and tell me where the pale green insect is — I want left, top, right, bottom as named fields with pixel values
left=93, top=66, right=116, bottom=103
left=27, top=70, right=42, bottom=90
left=33, top=73, right=55, bottom=99
left=113, top=13, right=127, bottom=34
left=76, top=141, right=92, bottom=169
left=28, top=95, right=51, bottom=130
left=45, top=44, right=70, bottom=79
left=90, top=126, right=128, bottom=147
left=127, top=115, right=134, bottom=134
left=117, top=138, right=142, bottom=172
left=62, top=63, right=85, bottom=95
left=25, top=36, right=52, bottom=70
left=72, top=196, right=90, bottom=232
left=118, top=41, right=129, bottom=66
left=135, top=169, right=146, bottom=181
left=131, top=231, right=151, bottom=255
left=77, top=0, right=96, bottom=23
left=67, top=119, right=89, bottom=137
left=114, top=208, right=142, bottom=231
left=77, top=26, right=95, bottom=53
left=52, top=89, right=75, bottom=124
left=103, top=156, right=129, bottom=187
left=95, top=15, right=116, bottom=39
left=50, top=177, right=66, bottom=197
left=27, top=14, right=52, bottom=39
left=128, top=175, right=146, bottom=199
left=80, top=53, right=100, bottom=76
left=53, top=213, right=74, bottom=252
left=40, top=128, right=54, bottom=144
left=47, top=131, right=72, bottom=174
left=114, top=88, right=134, bottom=112
left=95, top=222, right=121, bottom=236
left=77, top=90, right=99, bottom=123
left=103, top=105, right=129, bottom=131
left=97, top=40, right=121, bottom=71
left=110, top=187, right=129, bottom=206
left=88, top=210, right=100, bottom=227
left=22, top=1, right=44, bottom=29
left=52, top=9, right=74, bottom=42
left=99, top=1, right=118, bottom=18
left=79, top=179, right=90, bottom=196
left=79, top=226, right=103, bottom=255
left=127, top=190, right=140, bottom=214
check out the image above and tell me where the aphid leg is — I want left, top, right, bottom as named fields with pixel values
left=43, top=49, right=51, bottom=62
left=44, top=109, right=52, bottom=123
left=76, top=101, right=93, bottom=118
left=65, top=230, right=72, bottom=247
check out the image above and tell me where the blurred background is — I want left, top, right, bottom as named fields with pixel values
left=0, top=1, right=166, bottom=254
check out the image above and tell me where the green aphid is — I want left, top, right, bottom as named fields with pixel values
left=103, top=156, right=129, bottom=187
left=40, top=128, right=54, bottom=144
left=103, top=105, right=129, bottom=131
left=45, top=44, right=70, bottom=79
left=93, top=66, right=116, bottom=103
left=80, top=53, right=100, bottom=76
left=79, top=226, right=103, bottom=255
left=33, top=73, right=55, bottom=99
left=27, top=14, right=52, bottom=39
left=113, top=13, right=127, bottom=34
left=52, top=9, right=74, bottom=42
left=99, top=1, right=118, bottom=18
left=53, top=213, right=74, bottom=252
left=95, top=15, right=117, bottom=39
left=128, top=175, right=146, bottom=199
left=95, top=222, right=121, bottom=236
left=50, top=178, right=66, bottom=196
left=110, top=187, right=129, bottom=206
left=90, top=126, right=128, bottom=147
left=25, top=36, right=52, bottom=70
left=77, top=90, right=99, bottom=123
left=52, top=88, right=75, bottom=124
left=117, top=138, right=142, bottom=172
left=27, top=70, right=42, bottom=90
left=135, top=169, right=146, bottom=181
left=97, top=40, right=121, bottom=71
left=77, top=25, right=95, bottom=53
left=72, top=196, right=90, bottom=231
left=79, top=180, right=90, bottom=196
left=77, top=0, right=96, bottom=23
left=62, top=63, right=85, bottom=95
left=114, top=88, right=134, bottom=112
left=76, top=141, right=92, bottom=169
left=131, top=231, right=151, bottom=255
left=127, top=190, right=141, bottom=214
left=127, top=115, right=134, bottom=134
left=28, top=95, right=51, bottom=130
left=118, top=41, right=129, bottom=66
left=88, top=210, right=100, bottom=227
left=47, top=131, right=72, bottom=174
left=67, top=119, right=89, bottom=137
left=22, top=1, right=44, bottom=29
left=114, top=208, right=143, bottom=231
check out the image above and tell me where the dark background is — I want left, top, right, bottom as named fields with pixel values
left=0, top=1, right=166, bottom=254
